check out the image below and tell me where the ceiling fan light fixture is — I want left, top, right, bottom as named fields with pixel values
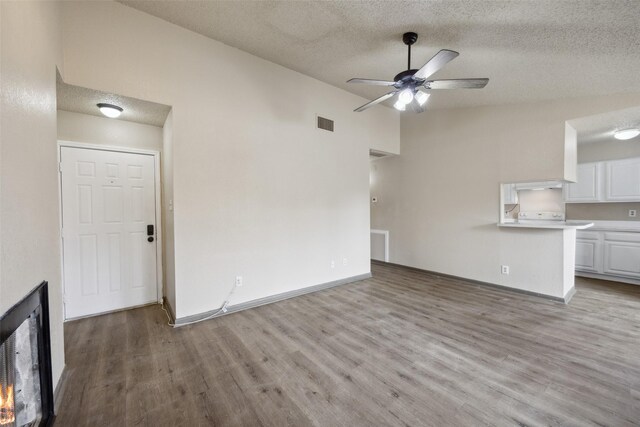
left=348, top=32, right=488, bottom=113
left=614, top=128, right=640, bottom=140
left=398, top=89, right=414, bottom=105
left=393, top=100, right=406, bottom=111
left=97, top=103, right=123, bottom=118
left=415, top=91, right=430, bottom=106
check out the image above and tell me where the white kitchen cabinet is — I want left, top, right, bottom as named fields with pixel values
left=565, top=162, right=602, bottom=202
left=605, top=158, right=640, bottom=201
left=575, top=231, right=602, bottom=273
left=576, top=228, right=640, bottom=283
left=603, top=232, right=640, bottom=278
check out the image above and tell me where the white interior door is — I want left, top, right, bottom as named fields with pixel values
left=60, top=146, right=158, bottom=319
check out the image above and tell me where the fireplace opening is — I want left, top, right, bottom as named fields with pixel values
left=0, top=384, right=15, bottom=424
left=0, top=282, right=54, bottom=427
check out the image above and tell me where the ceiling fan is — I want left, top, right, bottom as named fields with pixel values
left=348, top=32, right=489, bottom=113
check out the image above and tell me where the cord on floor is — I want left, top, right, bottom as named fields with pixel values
left=160, top=283, right=237, bottom=328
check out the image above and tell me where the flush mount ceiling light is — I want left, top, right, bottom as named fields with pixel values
left=97, top=103, right=123, bottom=118
left=614, top=128, right=640, bottom=140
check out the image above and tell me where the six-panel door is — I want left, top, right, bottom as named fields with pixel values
left=60, top=147, right=158, bottom=319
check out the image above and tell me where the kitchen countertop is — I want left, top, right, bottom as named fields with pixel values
left=497, top=221, right=594, bottom=230
left=573, top=220, right=640, bottom=233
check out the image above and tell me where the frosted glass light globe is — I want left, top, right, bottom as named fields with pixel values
left=398, top=89, right=413, bottom=105
left=97, top=103, right=123, bottom=118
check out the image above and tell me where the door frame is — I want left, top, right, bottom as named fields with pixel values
left=57, top=141, right=164, bottom=319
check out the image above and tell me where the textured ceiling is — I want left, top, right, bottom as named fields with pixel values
left=118, top=0, right=640, bottom=110
left=569, top=106, right=640, bottom=145
left=57, top=76, right=171, bottom=127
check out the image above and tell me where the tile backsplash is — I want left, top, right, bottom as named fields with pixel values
left=566, top=202, right=640, bottom=221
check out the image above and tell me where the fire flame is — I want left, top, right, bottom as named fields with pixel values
left=0, top=384, right=15, bottom=425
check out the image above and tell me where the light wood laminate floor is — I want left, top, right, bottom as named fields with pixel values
left=55, top=262, right=640, bottom=426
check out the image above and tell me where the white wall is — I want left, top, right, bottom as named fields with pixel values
left=1, top=1, right=65, bottom=388
left=161, top=110, right=176, bottom=316
left=61, top=1, right=400, bottom=319
left=564, top=123, right=578, bottom=182
left=371, top=93, right=640, bottom=298
left=518, top=189, right=563, bottom=213
left=57, top=110, right=162, bottom=151
left=578, top=138, right=640, bottom=163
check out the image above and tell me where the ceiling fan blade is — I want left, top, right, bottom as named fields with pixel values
left=347, top=78, right=397, bottom=86
left=424, top=78, right=489, bottom=89
left=354, top=91, right=397, bottom=112
left=413, top=49, right=459, bottom=80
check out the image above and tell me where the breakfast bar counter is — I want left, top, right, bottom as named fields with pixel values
left=497, top=221, right=593, bottom=230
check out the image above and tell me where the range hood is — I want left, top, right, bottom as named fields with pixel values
left=514, top=181, right=564, bottom=191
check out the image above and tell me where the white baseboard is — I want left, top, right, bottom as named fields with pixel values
left=575, top=271, right=640, bottom=286
left=173, top=273, right=372, bottom=326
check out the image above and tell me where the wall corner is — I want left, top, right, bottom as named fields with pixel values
left=564, top=122, right=578, bottom=182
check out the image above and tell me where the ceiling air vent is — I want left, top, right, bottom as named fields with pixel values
left=369, top=149, right=391, bottom=159
left=369, top=151, right=387, bottom=158
left=317, top=116, right=334, bottom=132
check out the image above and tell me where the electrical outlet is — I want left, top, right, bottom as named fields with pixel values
left=501, top=265, right=510, bottom=275
left=235, top=276, right=243, bottom=287
left=343, top=258, right=348, bottom=266
left=331, top=260, right=335, bottom=269
left=630, top=209, right=637, bottom=218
